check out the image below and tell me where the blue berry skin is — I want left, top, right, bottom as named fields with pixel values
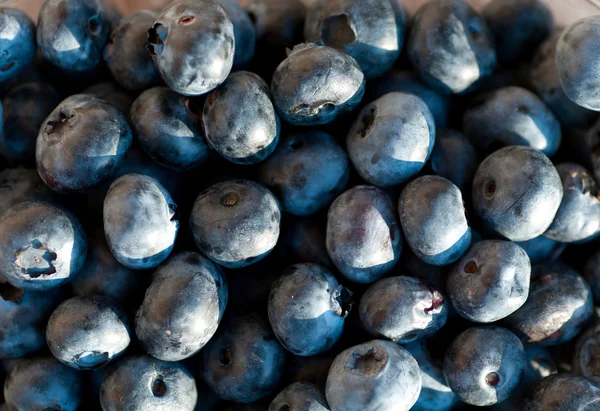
left=404, top=339, right=458, bottom=411
left=482, top=0, right=553, bottom=66
left=100, top=355, right=198, bottom=411
left=528, top=30, right=597, bottom=128
left=573, top=322, right=600, bottom=387
left=103, top=173, right=179, bottom=270
left=135, top=252, right=228, bottom=362
left=103, top=10, right=162, bottom=92
left=443, top=326, right=526, bottom=406
left=544, top=163, right=600, bottom=243
left=516, top=235, right=564, bottom=265
left=325, top=340, right=421, bottom=411
left=268, top=263, right=353, bottom=356
left=472, top=146, right=563, bottom=242
left=0, top=82, right=61, bottom=167
left=190, top=179, right=281, bottom=269
left=0, top=282, right=63, bottom=359
left=521, top=374, right=600, bottom=411
left=557, top=16, right=600, bottom=111
left=447, top=240, right=531, bottom=323
left=304, top=0, right=402, bottom=79
left=70, top=230, right=142, bottom=309
left=505, top=264, right=593, bottom=346
left=368, top=70, right=450, bottom=128
left=203, top=71, right=280, bottom=165
left=36, top=0, right=111, bottom=72
left=0, top=8, right=35, bottom=82
left=200, top=313, right=286, bottom=403
left=0, top=168, right=54, bottom=215
left=0, top=201, right=87, bottom=291
left=258, top=131, right=349, bottom=216
left=245, top=0, right=305, bottom=49
left=463, top=87, right=562, bottom=157
left=399, top=175, right=471, bottom=266
left=83, top=81, right=135, bottom=115
left=430, top=129, right=479, bottom=192
left=271, top=44, right=365, bottom=126
left=4, top=357, right=83, bottom=411
left=347, top=92, right=435, bottom=187
left=269, top=382, right=329, bottom=411
left=326, top=185, right=402, bottom=283
left=148, top=0, right=234, bottom=96
left=46, top=296, right=130, bottom=370
left=36, top=94, right=133, bottom=193
left=408, top=0, right=496, bottom=94
left=585, top=249, right=600, bottom=304
left=218, top=0, right=256, bottom=69
left=130, top=87, right=209, bottom=172
left=360, top=276, right=447, bottom=343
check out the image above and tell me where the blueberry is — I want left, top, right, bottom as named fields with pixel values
left=217, top=0, right=256, bottom=69
left=347, top=92, right=436, bottom=187
left=430, top=129, right=479, bottom=191
left=408, top=0, right=496, bottom=94
left=244, top=0, right=306, bottom=49
left=304, top=0, right=402, bottom=79
left=325, top=339, right=421, bottom=411
left=368, top=70, right=450, bottom=129
left=258, top=130, right=349, bottom=216
left=573, top=322, right=600, bottom=387
left=584, top=249, right=600, bottom=304
left=4, top=357, right=83, bottom=411
left=0, top=82, right=61, bottom=167
left=0, top=281, right=62, bottom=359
left=200, top=313, right=286, bottom=403
left=36, top=94, right=133, bottom=193
left=516, top=234, right=565, bottom=265
left=37, top=0, right=111, bottom=71
left=0, top=8, right=35, bottom=82
left=472, top=146, right=563, bottom=241
left=447, top=240, right=531, bottom=323
left=0, top=201, right=87, bottom=291
left=268, top=263, right=352, bottom=356
left=556, top=16, right=600, bottom=111
left=203, top=71, right=280, bottom=165
left=130, top=87, right=209, bottom=171
left=326, top=185, right=402, bottom=283
left=0, top=168, right=53, bottom=215
left=521, top=374, right=600, bottom=410
left=148, top=0, right=234, bottom=96
left=482, top=0, right=553, bottom=66
left=360, top=276, right=447, bottom=343
left=528, top=30, right=597, bottom=128
left=269, top=382, right=329, bottom=411
left=100, top=355, right=197, bottom=411
left=190, top=179, right=280, bottom=269
left=443, top=326, right=526, bottom=406
left=543, top=163, right=600, bottom=243
left=399, top=175, right=471, bottom=266
left=83, top=81, right=136, bottom=115
left=463, top=86, right=562, bottom=157
left=271, top=43, right=365, bottom=126
left=404, top=339, right=458, bottom=411
left=103, top=173, right=179, bottom=270
left=46, top=296, right=130, bottom=370
left=504, top=263, right=593, bottom=345
left=103, top=10, right=162, bottom=91
left=135, top=251, right=228, bottom=361
left=580, top=116, right=600, bottom=183
left=71, top=230, right=142, bottom=309
left=280, top=216, right=332, bottom=268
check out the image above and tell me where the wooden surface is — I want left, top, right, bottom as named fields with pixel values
left=10, top=0, right=600, bottom=27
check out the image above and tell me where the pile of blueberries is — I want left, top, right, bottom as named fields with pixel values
left=0, top=0, right=600, bottom=409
